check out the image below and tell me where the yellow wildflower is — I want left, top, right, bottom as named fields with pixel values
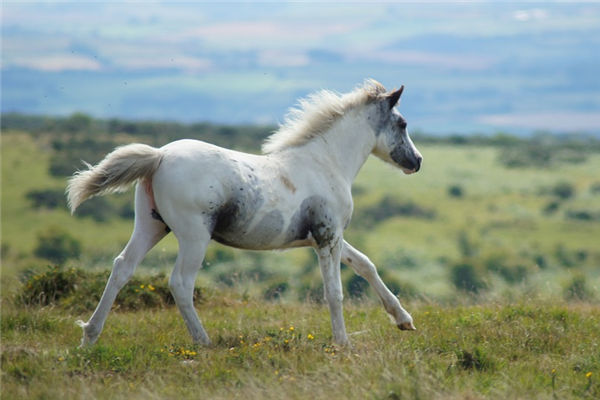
left=586, top=372, right=593, bottom=378
left=148, top=284, right=155, bottom=291
left=140, top=284, right=145, bottom=289
left=307, top=334, right=315, bottom=340
left=289, top=326, right=294, bottom=331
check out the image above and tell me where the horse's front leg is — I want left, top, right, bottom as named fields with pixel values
left=341, top=240, right=415, bottom=331
left=316, top=238, right=349, bottom=345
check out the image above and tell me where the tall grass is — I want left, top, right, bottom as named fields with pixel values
left=2, top=126, right=600, bottom=399
left=2, top=291, right=599, bottom=399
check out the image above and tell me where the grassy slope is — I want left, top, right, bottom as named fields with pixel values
left=3, top=133, right=599, bottom=294
left=2, top=131, right=600, bottom=399
left=1, top=298, right=598, bottom=399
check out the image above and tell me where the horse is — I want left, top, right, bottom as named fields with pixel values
left=67, top=79, right=423, bottom=347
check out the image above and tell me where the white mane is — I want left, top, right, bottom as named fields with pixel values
left=261, top=79, right=386, bottom=154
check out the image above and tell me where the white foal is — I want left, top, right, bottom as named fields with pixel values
left=67, top=79, right=422, bottom=346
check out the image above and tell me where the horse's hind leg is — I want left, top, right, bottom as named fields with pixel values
left=341, top=240, right=415, bottom=331
left=168, top=219, right=211, bottom=345
left=78, top=184, right=168, bottom=346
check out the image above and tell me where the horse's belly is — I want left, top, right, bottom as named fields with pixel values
left=211, top=205, right=316, bottom=250
left=212, top=208, right=286, bottom=250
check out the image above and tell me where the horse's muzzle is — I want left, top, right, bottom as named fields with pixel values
left=401, top=155, right=422, bottom=174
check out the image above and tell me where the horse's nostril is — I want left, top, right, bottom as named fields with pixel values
left=415, top=156, right=422, bottom=172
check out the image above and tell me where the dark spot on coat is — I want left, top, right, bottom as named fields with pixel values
left=210, top=165, right=265, bottom=246
left=286, top=196, right=336, bottom=248
left=212, top=201, right=240, bottom=236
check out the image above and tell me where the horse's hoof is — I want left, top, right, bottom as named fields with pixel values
left=76, top=320, right=98, bottom=347
left=397, top=321, right=416, bottom=331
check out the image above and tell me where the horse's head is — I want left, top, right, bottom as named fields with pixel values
left=371, top=86, right=422, bottom=174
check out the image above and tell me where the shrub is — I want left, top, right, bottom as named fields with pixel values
left=450, top=261, right=487, bottom=294
left=497, top=139, right=586, bottom=169
left=297, top=280, right=324, bottom=303
left=74, top=197, right=115, bottom=222
left=384, top=278, right=418, bottom=299
left=215, top=271, right=241, bottom=287
left=532, top=253, right=548, bottom=269
left=346, top=275, right=369, bottom=298
left=484, top=252, right=531, bottom=284
left=18, top=266, right=203, bottom=311
left=26, top=189, right=66, bottom=210
left=543, top=201, right=560, bottom=215
left=64, top=112, right=92, bottom=133
left=119, top=202, right=135, bottom=220
left=448, top=184, right=464, bottom=198
left=555, top=247, right=587, bottom=269
left=456, top=347, right=496, bottom=371
left=356, top=195, right=436, bottom=228
left=564, top=274, right=592, bottom=301
left=498, top=143, right=552, bottom=168
left=551, top=182, right=575, bottom=200
left=263, top=281, right=289, bottom=301
left=565, top=209, right=600, bottom=221
left=34, top=227, right=81, bottom=264
left=19, top=265, right=82, bottom=306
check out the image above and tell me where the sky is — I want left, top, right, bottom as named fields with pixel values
left=2, top=1, right=600, bottom=135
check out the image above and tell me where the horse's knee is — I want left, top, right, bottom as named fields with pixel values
left=111, top=255, right=135, bottom=288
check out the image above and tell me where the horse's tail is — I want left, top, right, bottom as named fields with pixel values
left=66, top=143, right=163, bottom=213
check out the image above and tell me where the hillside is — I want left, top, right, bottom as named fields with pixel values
left=2, top=117, right=600, bottom=399
left=2, top=116, right=600, bottom=302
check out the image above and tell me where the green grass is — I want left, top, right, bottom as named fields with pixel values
left=2, top=296, right=599, bottom=399
left=2, top=128, right=600, bottom=399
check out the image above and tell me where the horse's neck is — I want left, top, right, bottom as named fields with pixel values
left=302, top=109, right=376, bottom=184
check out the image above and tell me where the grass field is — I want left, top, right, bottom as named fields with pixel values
left=1, top=126, right=599, bottom=399
left=2, top=296, right=599, bottom=399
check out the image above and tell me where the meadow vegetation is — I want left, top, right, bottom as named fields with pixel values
left=1, top=113, right=599, bottom=399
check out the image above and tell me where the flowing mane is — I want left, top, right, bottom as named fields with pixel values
left=261, top=79, right=387, bottom=154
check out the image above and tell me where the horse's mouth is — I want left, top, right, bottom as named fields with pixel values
left=402, top=167, right=417, bottom=175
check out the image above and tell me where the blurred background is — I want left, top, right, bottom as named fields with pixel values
left=2, top=1, right=600, bottom=306
left=3, top=1, right=600, bottom=135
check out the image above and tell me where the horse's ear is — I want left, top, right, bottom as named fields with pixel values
left=386, top=85, right=404, bottom=109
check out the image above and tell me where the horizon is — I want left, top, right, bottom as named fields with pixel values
left=2, top=2, right=600, bottom=136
